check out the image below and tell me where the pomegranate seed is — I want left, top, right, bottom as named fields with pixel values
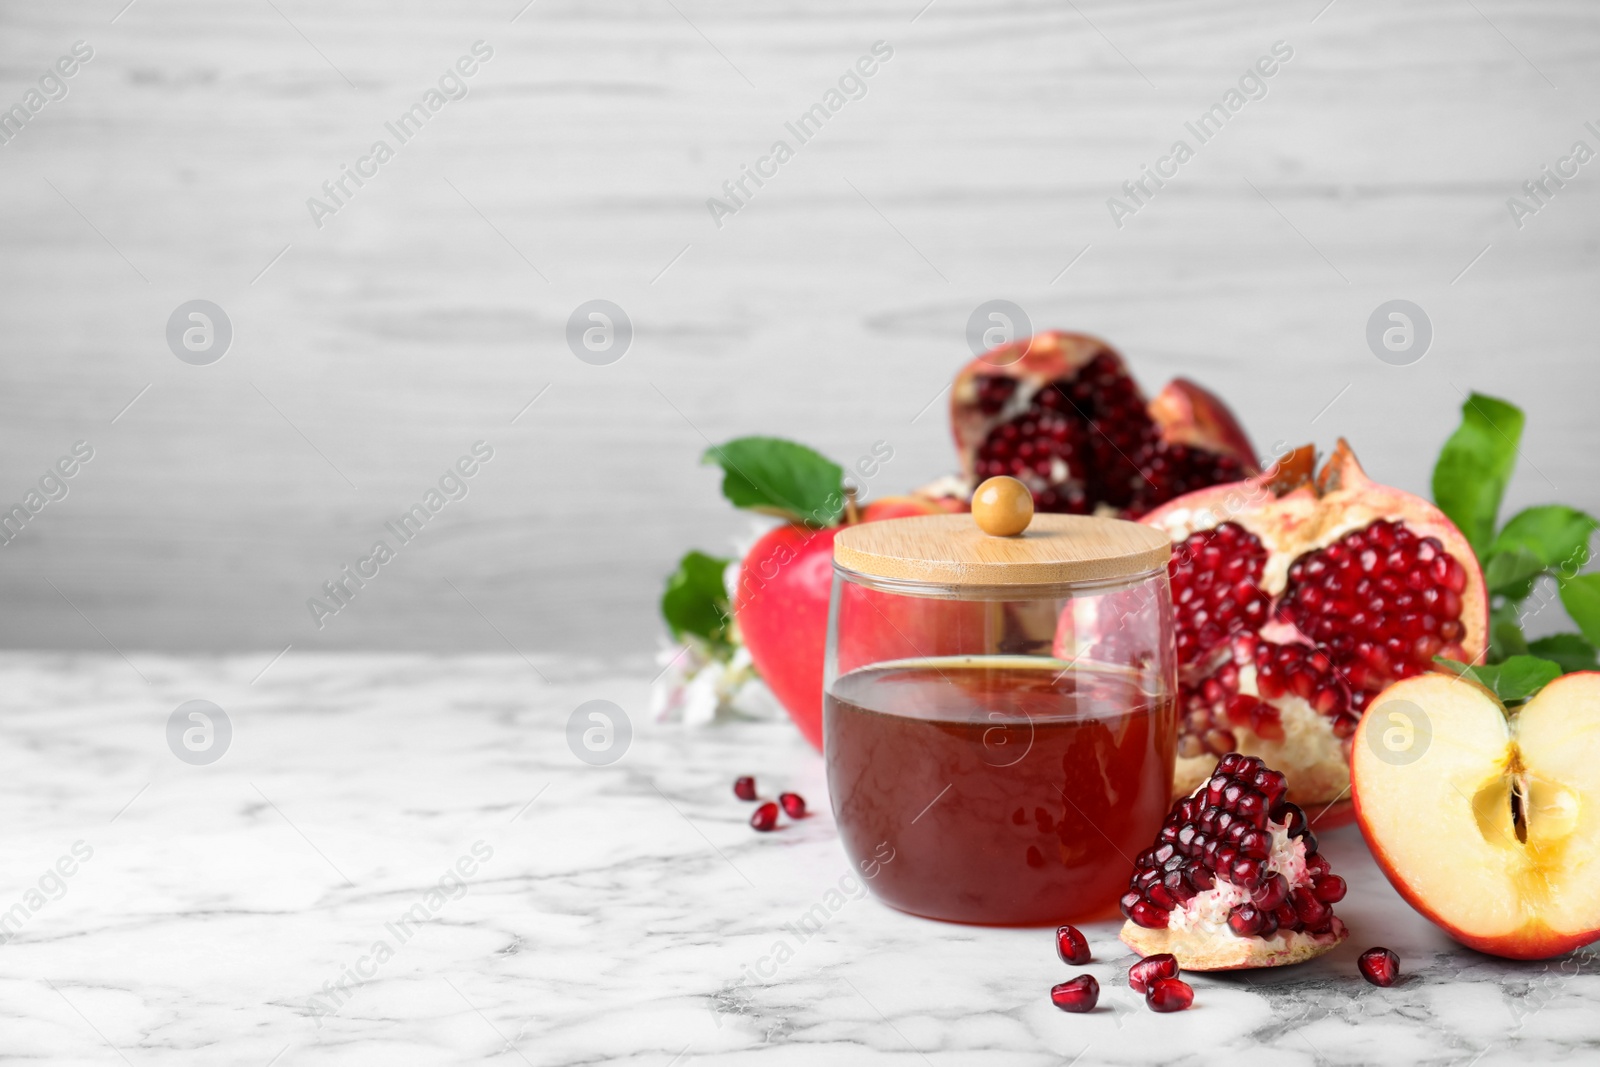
left=1055, top=925, right=1091, bottom=965
left=733, top=776, right=757, bottom=801
left=749, top=801, right=779, bottom=832
left=1358, top=947, right=1401, bottom=987
left=1146, top=977, right=1194, bottom=1012
left=1129, top=900, right=1170, bottom=928
left=1128, top=953, right=1179, bottom=994
left=1291, top=886, right=1330, bottom=927
left=1050, top=974, right=1099, bottom=1013
left=1312, top=875, right=1347, bottom=903
left=1252, top=873, right=1290, bottom=910
left=779, top=792, right=806, bottom=818
left=1228, top=904, right=1263, bottom=937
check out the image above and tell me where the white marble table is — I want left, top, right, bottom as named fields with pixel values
left=5, top=652, right=1596, bottom=1065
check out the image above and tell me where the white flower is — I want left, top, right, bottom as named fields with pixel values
left=650, top=638, right=781, bottom=727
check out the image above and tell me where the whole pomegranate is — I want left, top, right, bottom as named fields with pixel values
left=1138, top=441, right=1488, bottom=809
left=950, top=331, right=1258, bottom=516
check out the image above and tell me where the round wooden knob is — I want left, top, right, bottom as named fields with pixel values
left=971, top=476, right=1034, bottom=536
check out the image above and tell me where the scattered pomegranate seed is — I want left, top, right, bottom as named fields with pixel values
left=1055, top=924, right=1091, bottom=965
left=749, top=801, right=779, bottom=832
left=1128, top=953, right=1179, bottom=994
left=1146, top=977, right=1194, bottom=1012
left=1358, top=947, right=1400, bottom=987
left=779, top=792, right=806, bottom=819
left=733, top=776, right=757, bottom=801
left=1050, top=975, right=1099, bottom=1013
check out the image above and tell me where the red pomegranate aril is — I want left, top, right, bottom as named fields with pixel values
left=1358, top=947, right=1401, bottom=987
left=1312, top=875, right=1347, bottom=903
left=1056, top=924, right=1092, bottom=965
left=1128, top=900, right=1170, bottom=928
left=1291, top=886, right=1330, bottom=927
left=1128, top=953, right=1180, bottom=994
left=750, top=801, right=779, bottom=832
left=1238, top=829, right=1270, bottom=860
left=733, top=776, right=757, bottom=801
left=1251, top=702, right=1286, bottom=740
left=1051, top=974, right=1100, bottom=1013
left=779, top=792, right=806, bottom=818
left=1228, top=904, right=1264, bottom=937
left=1146, top=977, right=1195, bottom=1012
left=1251, top=873, right=1290, bottom=910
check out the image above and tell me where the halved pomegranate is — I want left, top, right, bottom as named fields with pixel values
left=1120, top=753, right=1349, bottom=970
left=949, top=332, right=1257, bottom=517
left=1140, top=440, right=1488, bottom=810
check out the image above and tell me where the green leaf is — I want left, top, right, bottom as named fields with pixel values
left=1488, top=600, right=1529, bottom=660
left=1526, top=633, right=1599, bottom=674
left=702, top=437, right=845, bottom=526
left=1431, top=393, right=1525, bottom=558
left=1559, top=573, right=1600, bottom=646
left=661, top=550, right=734, bottom=652
left=1435, top=654, right=1562, bottom=703
left=1482, top=548, right=1545, bottom=599
left=1491, top=505, right=1596, bottom=576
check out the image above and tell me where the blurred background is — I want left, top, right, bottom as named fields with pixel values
left=1, top=0, right=1595, bottom=660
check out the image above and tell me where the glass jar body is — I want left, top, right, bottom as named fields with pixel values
left=824, top=567, right=1177, bottom=925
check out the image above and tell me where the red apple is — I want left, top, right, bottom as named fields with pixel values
left=735, top=494, right=959, bottom=750
left=1351, top=671, right=1600, bottom=960
left=734, top=523, right=839, bottom=750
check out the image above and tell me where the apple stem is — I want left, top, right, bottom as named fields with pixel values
left=844, top=486, right=860, bottom=525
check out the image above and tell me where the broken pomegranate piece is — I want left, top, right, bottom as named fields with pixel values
left=949, top=332, right=1257, bottom=517
left=1141, top=439, right=1488, bottom=811
left=1120, top=753, right=1349, bottom=970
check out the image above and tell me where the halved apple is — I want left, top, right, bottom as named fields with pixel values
left=1351, top=671, right=1600, bottom=960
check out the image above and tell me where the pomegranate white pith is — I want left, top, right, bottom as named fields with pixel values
left=1352, top=672, right=1600, bottom=960
left=949, top=332, right=1257, bottom=517
left=1142, top=441, right=1488, bottom=807
left=1120, top=754, right=1349, bottom=970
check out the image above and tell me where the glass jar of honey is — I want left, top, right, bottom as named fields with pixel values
left=825, top=499, right=1176, bottom=925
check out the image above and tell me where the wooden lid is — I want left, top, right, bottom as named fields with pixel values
left=833, top=512, right=1171, bottom=587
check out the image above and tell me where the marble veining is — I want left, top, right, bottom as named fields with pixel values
left=1, top=652, right=1596, bottom=1065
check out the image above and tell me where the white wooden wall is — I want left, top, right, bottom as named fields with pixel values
left=0, top=0, right=1595, bottom=656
